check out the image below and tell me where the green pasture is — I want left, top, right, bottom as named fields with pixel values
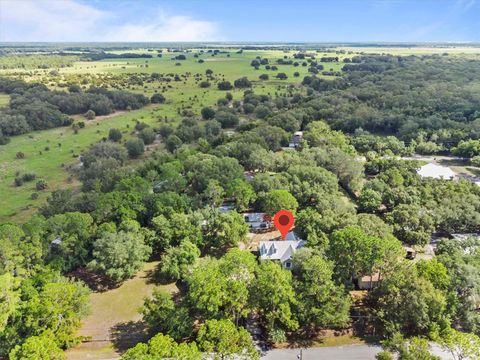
left=1, top=49, right=322, bottom=222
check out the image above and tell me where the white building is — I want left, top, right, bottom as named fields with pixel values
left=244, top=212, right=271, bottom=230
left=259, top=233, right=305, bottom=269
left=417, top=163, right=456, bottom=180
left=288, top=131, right=303, bottom=148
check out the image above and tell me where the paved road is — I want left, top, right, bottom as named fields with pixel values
left=261, top=344, right=454, bottom=360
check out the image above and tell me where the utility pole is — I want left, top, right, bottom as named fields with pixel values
left=297, top=349, right=303, bottom=360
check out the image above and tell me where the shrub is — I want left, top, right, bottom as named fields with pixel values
left=199, top=81, right=210, bottom=88
left=36, top=179, right=48, bottom=190
left=22, top=173, right=37, bottom=182
left=139, top=127, right=156, bottom=145
left=108, top=128, right=122, bottom=142
left=15, top=151, right=25, bottom=159
left=85, top=109, right=96, bottom=120
left=125, top=138, right=145, bottom=158
left=217, top=81, right=233, bottom=90
left=151, top=93, right=166, bottom=104
left=233, top=77, right=252, bottom=88
left=201, top=107, right=216, bottom=120
left=259, top=74, right=269, bottom=80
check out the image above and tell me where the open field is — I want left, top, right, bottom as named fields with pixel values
left=65, top=261, right=178, bottom=360
left=0, top=49, right=322, bottom=222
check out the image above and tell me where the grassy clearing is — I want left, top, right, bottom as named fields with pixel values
left=65, top=261, right=177, bottom=360
left=0, top=93, right=9, bottom=108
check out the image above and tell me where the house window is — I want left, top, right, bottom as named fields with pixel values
left=284, top=261, right=291, bottom=268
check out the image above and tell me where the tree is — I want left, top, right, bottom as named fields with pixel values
left=9, top=331, right=65, bottom=360
left=358, top=188, right=382, bottom=213
left=368, top=265, right=447, bottom=337
left=328, top=226, right=403, bottom=286
left=215, top=110, right=239, bottom=128
left=382, top=333, right=441, bottom=360
left=226, top=179, right=256, bottom=211
left=204, top=211, right=248, bottom=250
left=150, top=93, right=166, bottom=104
left=108, top=128, right=122, bottom=142
left=234, top=77, right=252, bottom=88
left=160, top=241, right=200, bottom=281
left=218, top=81, right=233, bottom=90
left=259, top=74, right=269, bottom=80
left=186, top=250, right=256, bottom=324
left=276, top=73, right=288, bottom=80
left=251, top=261, right=298, bottom=340
left=142, top=289, right=193, bottom=340
left=203, top=180, right=225, bottom=207
left=139, top=127, right=156, bottom=145
left=122, top=333, right=201, bottom=360
left=0, top=273, right=19, bottom=333
left=387, top=204, right=435, bottom=245
left=261, top=189, right=298, bottom=215
left=197, top=319, right=258, bottom=360
left=125, top=138, right=145, bottom=158
left=166, top=134, right=183, bottom=153
left=201, top=106, right=216, bottom=120
left=89, top=230, right=151, bottom=282
left=84, top=109, right=95, bottom=120
left=291, top=250, right=351, bottom=330
left=435, top=327, right=480, bottom=360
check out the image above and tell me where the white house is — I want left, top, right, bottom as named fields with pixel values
left=417, top=163, right=456, bottom=180
left=259, top=234, right=305, bottom=269
left=244, top=212, right=271, bottom=230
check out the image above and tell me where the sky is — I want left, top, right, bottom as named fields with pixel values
left=0, top=0, right=479, bottom=43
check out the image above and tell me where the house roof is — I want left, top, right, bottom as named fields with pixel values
left=259, top=239, right=305, bottom=262
left=417, top=163, right=456, bottom=180
left=244, top=212, right=268, bottom=222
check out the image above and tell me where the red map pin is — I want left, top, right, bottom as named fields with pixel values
left=274, top=210, right=295, bottom=240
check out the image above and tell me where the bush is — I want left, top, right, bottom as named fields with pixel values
left=36, top=179, right=48, bottom=190
left=201, top=107, right=216, bottom=120
left=31, top=192, right=39, bottom=200
left=14, top=177, right=24, bottom=187
left=108, top=128, right=122, bottom=142
left=234, top=77, right=252, bottom=88
left=217, top=81, right=233, bottom=90
left=199, top=81, right=210, bottom=88
left=259, top=74, right=269, bottom=80
left=151, top=93, right=166, bottom=104
left=125, top=138, right=145, bottom=158
left=139, top=127, right=156, bottom=145
left=15, top=151, right=25, bottom=159
left=276, top=73, right=288, bottom=80
left=85, top=109, right=95, bottom=120
left=22, top=173, right=37, bottom=182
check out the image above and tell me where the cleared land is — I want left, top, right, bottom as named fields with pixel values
left=65, top=261, right=177, bottom=360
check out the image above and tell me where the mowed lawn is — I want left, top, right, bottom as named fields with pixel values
left=65, top=261, right=178, bottom=360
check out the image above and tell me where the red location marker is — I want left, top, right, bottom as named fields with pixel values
left=274, top=210, right=295, bottom=240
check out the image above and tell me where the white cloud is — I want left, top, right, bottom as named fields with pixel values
left=0, top=0, right=222, bottom=42
left=104, top=13, right=221, bottom=42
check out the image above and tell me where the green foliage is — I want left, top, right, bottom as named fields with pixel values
left=125, top=138, right=145, bottom=158
left=89, top=229, right=151, bottom=282
left=382, top=333, right=440, bottom=360
left=292, top=249, right=351, bottom=330
left=108, top=128, right=122, bottom=142
left=251, top=261, right=298, bottom=338
left=203, top=210, right=248, bottom=250
left=261, top=189, right=298, bottom=215
left=226, top=179, right=256, bottom=211
left=9, top=331, right=65, bottom=360
left=142, top=289, right=193, bottom=341
left=197, top=319, right=258, bottom=360
left=122, top=333, right=201, bottom=360
left=387, top=204, right=435, bottom=246
left=160, top=241, right=200, bottom=281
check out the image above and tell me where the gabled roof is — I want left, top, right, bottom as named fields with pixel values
left=259, top=239, right=305, bottom=261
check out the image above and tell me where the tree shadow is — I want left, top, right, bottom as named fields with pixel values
left=67, top=267, right=119, bottom=292
left=110, top=320, right=150, bottom=353
left=144, top=262, right=176, bottom=285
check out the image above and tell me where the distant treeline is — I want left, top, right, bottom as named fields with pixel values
left=0, top=78, right=149, bottom=143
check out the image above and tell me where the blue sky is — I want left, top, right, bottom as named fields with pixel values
left=0, top=0, right=479, bottom=42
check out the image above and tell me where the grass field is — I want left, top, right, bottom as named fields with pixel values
left=65, top=261, right=177, bottom=360
left=0, top=49, right=319, bottom=222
